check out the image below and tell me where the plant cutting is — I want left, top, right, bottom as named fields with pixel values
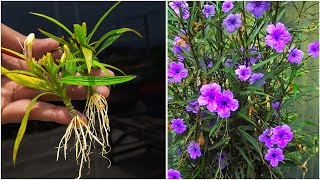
left=1, top=1, right=141, bottom=178
left=168, top=1, right=319, bottom=179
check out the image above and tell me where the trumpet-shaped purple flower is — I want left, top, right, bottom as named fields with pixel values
left=169, top=1, right=189, bottom=19
left=308, top=41, right=319, bottom=58
left=168, top=62, right=188, bottom=83
left=249, top=73, right=266, bottom=86
left=187, top=141, right=201, bottom=159
left=215, top=90, right=239, bottom=118
left=264, top=148, right=284, bottom=167
left=198, top=83, right=222, bottom=112
left=288, top=48, right=304, bottom=64
left=272, top=102, right=280, bottom=110
left=223, top=13, right=242, bottom=33
left=168, top=169, right=182, bottom=179
left=271, top=124, right=293, bottom=148
left=258, top=128, right=275, bottom=148
left=173, top=35, right=190, bottom=54
left=186, top=100, right=199, bottom=114
left=222, top=1, right=234, bottom=13
left=225, top=58, right=232, bottom=67
left=171, top=118, right=187, bottom=134
left=235, top=65, right=252, bottom=81
left=202, top=4, right=215, bottom=18
left=265, top=22, right=291, bottom=52
left=246, top=1, right=270, bottom=18
left=215, top=151, right=229, bottom=170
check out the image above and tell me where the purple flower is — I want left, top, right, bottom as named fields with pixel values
left=173, top=35, right=190, bottom=54
left=169, top=1, right=190, bottom=19
left=271, top=124, right=293, bottom=148
left=288, top=47, right=304, bottom=64
left=265, top=22, right=291, bottom=52
left=171, top=118, right=187, bottom=134
left=216, top=151, right=229, bottom=170
left=246, top=1, right=270, bottom=18
left=177, top=148, right=182, bottom=156
left=240, top=46, right=262, bottom=66
left=308, top=41, right=319, bottom=58
left=208, top=62, right=213, bottom=68
left=249, top=73, right=266, bottom=86
left=202, top=4, right=215, bottom=18
left=215, top=90, right=239, bottom=118
left=168, top=62, right=188, bottom=83
left=235, top=65, right=252, bottom=81
left=272, top=102, right=280, bottom=110
left=168, top=169, right=182, bottom=179
left=187, top=141, right=201, bottom=159
left=177, top=54, right=185, bottom=61
left=186, top=100, right=199, bottom=114
left=222, top=13, right=242, bottom=33
left=222, top=1, right=234, bottom=13
left=198, top=83, right=222, bottom=112
left=264, top=148, right=285, bottom=167
left=225, top=58, right=232, bottom=67
left=258, top=128, right=275, bottom=148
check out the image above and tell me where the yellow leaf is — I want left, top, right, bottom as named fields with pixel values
left=81, top=46, right=92, bottom=74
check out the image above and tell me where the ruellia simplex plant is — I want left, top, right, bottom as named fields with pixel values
left=1, top=2, right=141, bottom=178
left=168, top=1, right=319, bottom=179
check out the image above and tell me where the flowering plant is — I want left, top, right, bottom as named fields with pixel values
left=168, top=1, right=319, bottom=179
left=1, top=2, right=141, bottom=178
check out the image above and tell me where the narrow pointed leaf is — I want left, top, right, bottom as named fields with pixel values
left=13, top=92, right=52, bottom=166
left=81, top=47, right=92, bottom=74
left=74, top=24, right=86, bottom=45
left=60, top=75, right=136, bottom=86
left=1, top=47, right=25, bottom=59
left=37, top=29, right=70, bottom=47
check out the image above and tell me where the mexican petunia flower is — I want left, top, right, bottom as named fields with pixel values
left=171, top=118, right=187, bottom=134
left=271, top=124, right=293, bottom=148
left=168, top=169, right=182, bottom=179
left=235, top=65, right=252, bottom=81
left=258, top=128, right=275, bottom=148
left=215, top=90, right=239, bottom=118
left=168, top=62, right=188, bottom=83
left=288, top=47, right=304, bottom=64
left=264, top=148, right=285, bottom=167
left=265, top=22, right=291, bottom=52
left=222, top=1, right=234, bottom=13
left=202, top=4, right=215, bottom=18
left=187, top=141, right=201, bottom=159
left=198, top=83, right=222, bottom=112
left=246, top=1, right=270, bottom=18
left=216, top=151, right=229, bottom=170
left=308, top=41, right=319, bottom=58
left=186, top=100, right=199, bottom=114
left=249, top=73, right=266, bottom=86
left=240, top=45, right=262, bottom=66
left=169, top=1, right=190, bottom=19
left=222, top=13, right=242, bottom=33
left=225, top=58, right=232, bottom=67
left=173, top=35, right=190, bottom=54
left=272, top=102, right=280, bottom=110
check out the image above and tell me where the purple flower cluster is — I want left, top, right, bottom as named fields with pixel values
left=265, top=22, right=291, bottom=52
left=187, top=141, right=201, bottom=159
left=169, top=1, right=189, bottom=19
left=168, top=62, right=188, bottom=83
left=198, top=83, right=239, bottom=118
left=259, top=124, right=293, bottom=167
left=308, top=41, right=319, bottom=58
left=288, top=47, right=304, bottom=64
left=168, top=169, right=182, bottom=179
left=186, top=100, right=199, bottom=114
left=246, top=1, right=270, bottom=18
left=202, top=4, right=215, bottom=18
left=222, top=1, right=234, bottom=13
left=223, top=13, right=242, bottom=33
left=171, top=118, right=187, bottom=134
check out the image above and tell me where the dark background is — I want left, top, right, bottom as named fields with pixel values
left=1, top=1, right=165, bottom=178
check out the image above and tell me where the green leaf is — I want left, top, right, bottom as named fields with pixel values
left=87, top=1, right=121, bottom=43
left=37, top=29, right=70, bottom=47
left=234, top=145, right=254, bottom=169
left=82, top=22, right=87, bottom=37
left=247, top=19, right=267, bottom=45
left=237, top=111, right=256, bottom=126
left=238, top=128, right=262, bottom=156
left=2, top=67, right=52, bottom=91
left=97, top=61, right=126, bottom=75
left=30, top=12, right=73, bottom=36
left=1, top=47, right=25, bottom=59
left=74, top=24, right=86, bottom=45
left=13, top=92, right=52, bottom=166
left=92, top=60, right=112, bottom=77
left=81, top=46, right=93, bottom=74
left=251, top=54, right=281, bottom=71
left=209, top=119, right=222, bottom=137
left=60, top=75, right=136, bottom=86
left=207, top=139, right=226, bottom=151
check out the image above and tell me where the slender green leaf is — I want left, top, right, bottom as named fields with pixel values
left=74, top=24, right=86, bottom=45
left=209, top=119, right=222, bottom=137
left=1, top=47, right=25, bottom=59
left=238, top=128, right=261, bottom=155
left=207, top=139, right=226, bottom=151
left=237, top=111, right=256, bottom=126
left=92, top=60, right=112, bottom=77
left=31, top=12, right=73, bottom=36
left=13, top=92, right=52, bottom=166
left=81, top=46, right=93, bottom=74
left=235, top=145, right=254, bottom=169
left=37, top=29, right=70, bottom=47
left=87, top=1, right=121, bottom=42
left=97, top=61, right=126, bottom=75
left=251, top=54, right=281, bottom=71
left=60, top=75, right=136, bottom=86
